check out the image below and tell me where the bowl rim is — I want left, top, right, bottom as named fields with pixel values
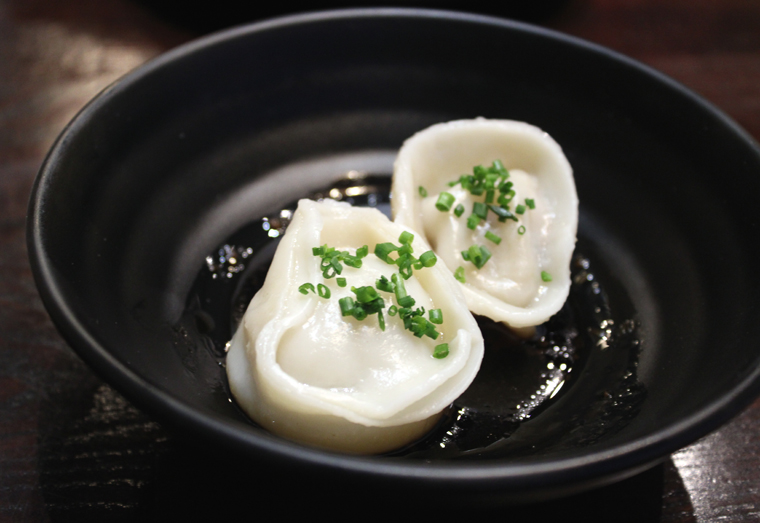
left=27, top=6, right=760, bottom=492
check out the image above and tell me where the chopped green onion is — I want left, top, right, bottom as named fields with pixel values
left=317, top=284, right=331, bottom=298
left=525, top=198, right=535, bottom=209
left=488, top=204, right=516, bottom=221
left=477, top=245, right=492, bottom=269
left=388, top=305, right=398, bottom=316
left=454, top=204, right=465, bottom=217
left=376, top=275, right=394, bottom=293
left=313, top=244, right=366, bottom=278
left=473, top=201, right=488, bottom=220
left=515, top=204, right=526, bottom=215
left=342, top=255, right=362, bottom=268
left=425, top=322, right=440, bottom=340
left=298, top=283, right=315, bottom=295
left=398, top=295, right=415, bottom=308
left=436, top=192, right=456, bottom=212
left=518, top=225, right=526, bottom=235
left=467, top=214, right=480, bottom=230
left=398, top=264, right=414, bottom=280
left=399, top=231, right=414, bottom=245
left=418, top=186, right=428, bottom=197
left=429, top=309, right=443, bottom=324
left=356, top=245, right=369, bottom=258
left=339, top=297, right=355, bottom=316
left=337, top=277, right=347, bottom=287
left=541, top=270, right=553, bottom=282
left=377, top=310, right=386, bottom=331
left=485, top=231, right=502, bottom=245
left=352, top=306, right=368, bottom=321
left=328, top=257, right=343, bottom=276
left=499, top=190, right=516, bottom=205
left=485, top=188, right=495, bottom=204
left=352, top=285, right=379, bottom=303
left=392, top=273, right=414, bottom=307
left=374, top=242, right=398, bottom=263
left=433, top=343, right=449, bottom=359
left=498, top=181, right=513, bottom=193
left=454, top=266, right=466, bottom=283
left=419, top=251, right=437, bottom=268
left=464, top=245, right=492, bottom=269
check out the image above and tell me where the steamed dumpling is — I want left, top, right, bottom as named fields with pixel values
left=392, top=119, right=578, bottom=328
left=226, top=199, right=484, bottom=454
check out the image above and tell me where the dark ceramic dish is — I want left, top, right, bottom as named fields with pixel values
left=27, top=8, right=760, bottom=504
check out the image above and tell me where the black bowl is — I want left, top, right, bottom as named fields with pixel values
left=27, top=8, right=760, bottom=504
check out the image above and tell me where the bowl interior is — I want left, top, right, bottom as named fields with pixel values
left=29, top=9, right=760, bottom=498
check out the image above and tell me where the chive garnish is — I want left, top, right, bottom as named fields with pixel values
left=352, top=306, right=368, bottom=321
left=337, top=277, right=347, bottom=287
left=399, top=231, right=414, bottom=245
left=419, top=251, right=437, bottom=268
left=298, top=283, right=315, bottom=295
left=392, top=273, right=415, bottom=308
left=339, top=296, right=354, bottom=316
left=515, top=204, right=526, bottom=215
left=488, top=204, right=516, bottom=221
left=454, top=204, right=465, bottom=217
left=436, top=192, right=455, bottom=212
left=541, top=270, right=553, bottom=282
left=374, top=242, right=398, bottom=263
left=466, top=214, right=480, bottom=230
left=525, top=198, right=535, bottom=209
left=473, top=201, right=488, bottom=220
left=454, top=266, right=466, bottom=283
left=463, top=245, right=492, bottom=269
left=429, top=309, right=443, bottom=324
left=433, top=343, right=449, bottom=359
left=375, top=275, right=394, bottom=293
left=352, top=285, right=379, bottom=303
left=485, top=231, right=502, bottom=245
left=313, top=244, right=367, bottom=278
left=518, top=225, right=526, bottom=235
left=485, top=188, right=495, bottom=204
left=419, top=186, right=428, bottom=197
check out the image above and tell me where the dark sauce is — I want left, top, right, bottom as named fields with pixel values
left=189, top=173, right=646, bottom=459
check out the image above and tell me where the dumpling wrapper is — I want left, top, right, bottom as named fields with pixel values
left=227, top=199, right=484, bottom=454
left=392, top=119, right=578, bottom=328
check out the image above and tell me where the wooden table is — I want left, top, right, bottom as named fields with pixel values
left=2, top=0, right=759, bottom=520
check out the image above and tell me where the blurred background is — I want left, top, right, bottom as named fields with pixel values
left=2, top=0, right=760, bottom=521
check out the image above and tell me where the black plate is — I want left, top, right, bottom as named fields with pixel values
left=27, top=8, right=760, bottom=504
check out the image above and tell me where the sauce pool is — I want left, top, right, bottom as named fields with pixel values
left=191, top=173, right=646, bottom=459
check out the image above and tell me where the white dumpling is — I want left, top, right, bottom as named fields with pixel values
left=392, top=119, right=578, bottom=328
left=227, top=199, right=484, bottom=454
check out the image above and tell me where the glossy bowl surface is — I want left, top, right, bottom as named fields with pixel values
left=28, top=8, right=760, bottom=503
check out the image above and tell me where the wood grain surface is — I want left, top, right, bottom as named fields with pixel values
left=2, top=0, right=759, bottom=520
